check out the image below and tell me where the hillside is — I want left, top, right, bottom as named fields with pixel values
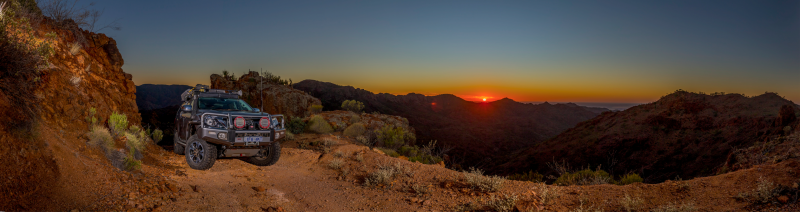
left=293, top=80, right=608, bottom=171
left=135, top=84, right=191, bottom=110
left=0, top=1, right=141, bottom=209
left=500, top=91, right=800, bottom=182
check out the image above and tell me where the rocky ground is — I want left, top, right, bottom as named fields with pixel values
left=12, top=128, right=800, bottom=211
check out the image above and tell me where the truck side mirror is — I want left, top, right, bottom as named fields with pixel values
left=182, top=105, right=192, bottom=112
left=253, top=108, right=260, bottom=112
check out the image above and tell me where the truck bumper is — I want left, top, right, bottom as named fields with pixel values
left=199, top=128, right=286, bottom=149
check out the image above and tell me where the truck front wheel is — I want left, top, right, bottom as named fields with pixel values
left=248, top=141, right=281, bottom=166
left=185, top=135, right=217, bottom=170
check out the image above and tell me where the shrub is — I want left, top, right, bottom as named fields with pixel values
left=532, top=183, right=561, bottom=205
left=108, top=112, right=128, bottom=137
left=343, top=123, right=366, bottom=137
left=485, top=194, right=519, bottom=212
left=286, top=117, right=306, bottom=134
left=554, top=168, right=613, bottom=186
left=333, top=150, right=344, bottom=158
left=618, top=173, right=643, bottom=185
left=328, top=159, right=344, bottom=170
left=364, top=165, right=396, bottom=187
left=85, top=107, right=97, bottom=125
left=123, top=152, right=141, bottom=171
left=310, top=104, right=323, bottom=114
left=152, top=129, right=163, bottom=143
left=374, top=125, right=415, bottom=149
left=341, top=100, right=365, bottom=112
left=737, top=176, right=779, bottom=204
left=306, top=115, right=333, bottom=134
left=463, top=167, right=505, bottom=192
left=508, top=170, right=544, bottom=183
left=124, top=132, right=144, bottom=152
left=350, top=114, right=361, bottom=123
left=620, top=193, right=643, bottom=212
left=87, top=125, right=113, bottom=151
left=285, top=131, right=295, bottom=140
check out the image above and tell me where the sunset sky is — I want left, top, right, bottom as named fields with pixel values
left=72, top=0, right=799, bottom=103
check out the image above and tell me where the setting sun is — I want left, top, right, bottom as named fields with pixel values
left=482, top=98, right=486, bottom=101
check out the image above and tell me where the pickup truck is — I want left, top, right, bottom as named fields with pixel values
left=174, top=84, right=285, bottom=170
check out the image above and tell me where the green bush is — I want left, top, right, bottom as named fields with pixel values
left=152, top=129, right=163, bottom=143
left=109, top=112, right=128, bottom=137
left=310, top=105, right=323, bottom=114
left=343, top=123, right=366, bottom=137
left=125, top=132, right=144, bottom=152
left=374, top=125, right=415, bottom=149
left=617, top=173, right=644, bottom=185
left=123, top=151, right=142, bottom=171
left=306, top=115, right=333, bottom=134
left=85, top=107, right=97, bottom=125
left=341, top=100, right=365, bottom=112
left=554, top=168, right=613, bottom=186
left=508, top=170, right=544, bottom=183
left=287, top=117, right=306, bottom=134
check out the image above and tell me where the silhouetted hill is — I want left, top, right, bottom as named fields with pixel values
left=500, top=91, right=800, bottom=182
left=135, top=84, right=191, bottom=110
left=293, top=80, right=607, bottom=171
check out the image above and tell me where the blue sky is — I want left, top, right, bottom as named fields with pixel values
left=62, top=0, right=799, bottom=103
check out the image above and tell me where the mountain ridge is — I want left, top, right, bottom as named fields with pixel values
left=293, top=79, right=608, bottom=171
left=500, top=90, right=800, bottom=182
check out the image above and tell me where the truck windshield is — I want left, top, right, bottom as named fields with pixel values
left=198, top=98, right=255, bottom=111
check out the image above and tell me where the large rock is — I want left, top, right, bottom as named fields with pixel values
left=210, top=72, right=320, bottom=118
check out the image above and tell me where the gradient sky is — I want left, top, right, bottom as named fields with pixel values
left=65, top=0, right=799, bottom=103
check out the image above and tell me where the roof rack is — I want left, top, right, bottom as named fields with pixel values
left=181, top=84, right=242, bottom=101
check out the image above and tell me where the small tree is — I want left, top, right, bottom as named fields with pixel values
left=341, top=100, right=364, bottom=113
left=152, top=129, right=163, bottom=143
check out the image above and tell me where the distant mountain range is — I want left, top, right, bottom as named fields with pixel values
left=293, top=80, right=608, bottom=170
left=499, top=91, right=800, bottom=182
left=135, top=84, right=191, bottom=110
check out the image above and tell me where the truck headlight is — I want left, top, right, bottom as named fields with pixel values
left=218, top=132, right=227, bottom=140
left=203, top=115, right=227, bottom=129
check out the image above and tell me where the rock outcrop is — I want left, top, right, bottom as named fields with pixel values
left=0, top=5, right=140, bottom=209
left=210, top=72, right=321, bottom=118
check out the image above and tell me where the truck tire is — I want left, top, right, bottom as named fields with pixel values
left=173, top=133, right=185, bottom=155
left=248, top=141, right=281, bottom=166
left=185, top=135, right=217, bottom=170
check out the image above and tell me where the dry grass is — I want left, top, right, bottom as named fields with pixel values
left=485, top=193, right=518, bottom=212
left=533, top=183, right=561, bottom=206
left=619, top=193, right=643, bottom=212
left=328, top=159, right=344, bottom=170
left=463, top=167, right=505, bottom=192
left=736, top=176, right=779, bottom=204
left=87, top=125, right=113, bottom=151
left=333, top=150, right=344, bottom=158
left=354, top=152, right=364, bottom=162
left=651, top=202, right=697, bottom=212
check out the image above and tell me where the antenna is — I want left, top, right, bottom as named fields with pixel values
left=260, top=68, right=264, bottom=112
